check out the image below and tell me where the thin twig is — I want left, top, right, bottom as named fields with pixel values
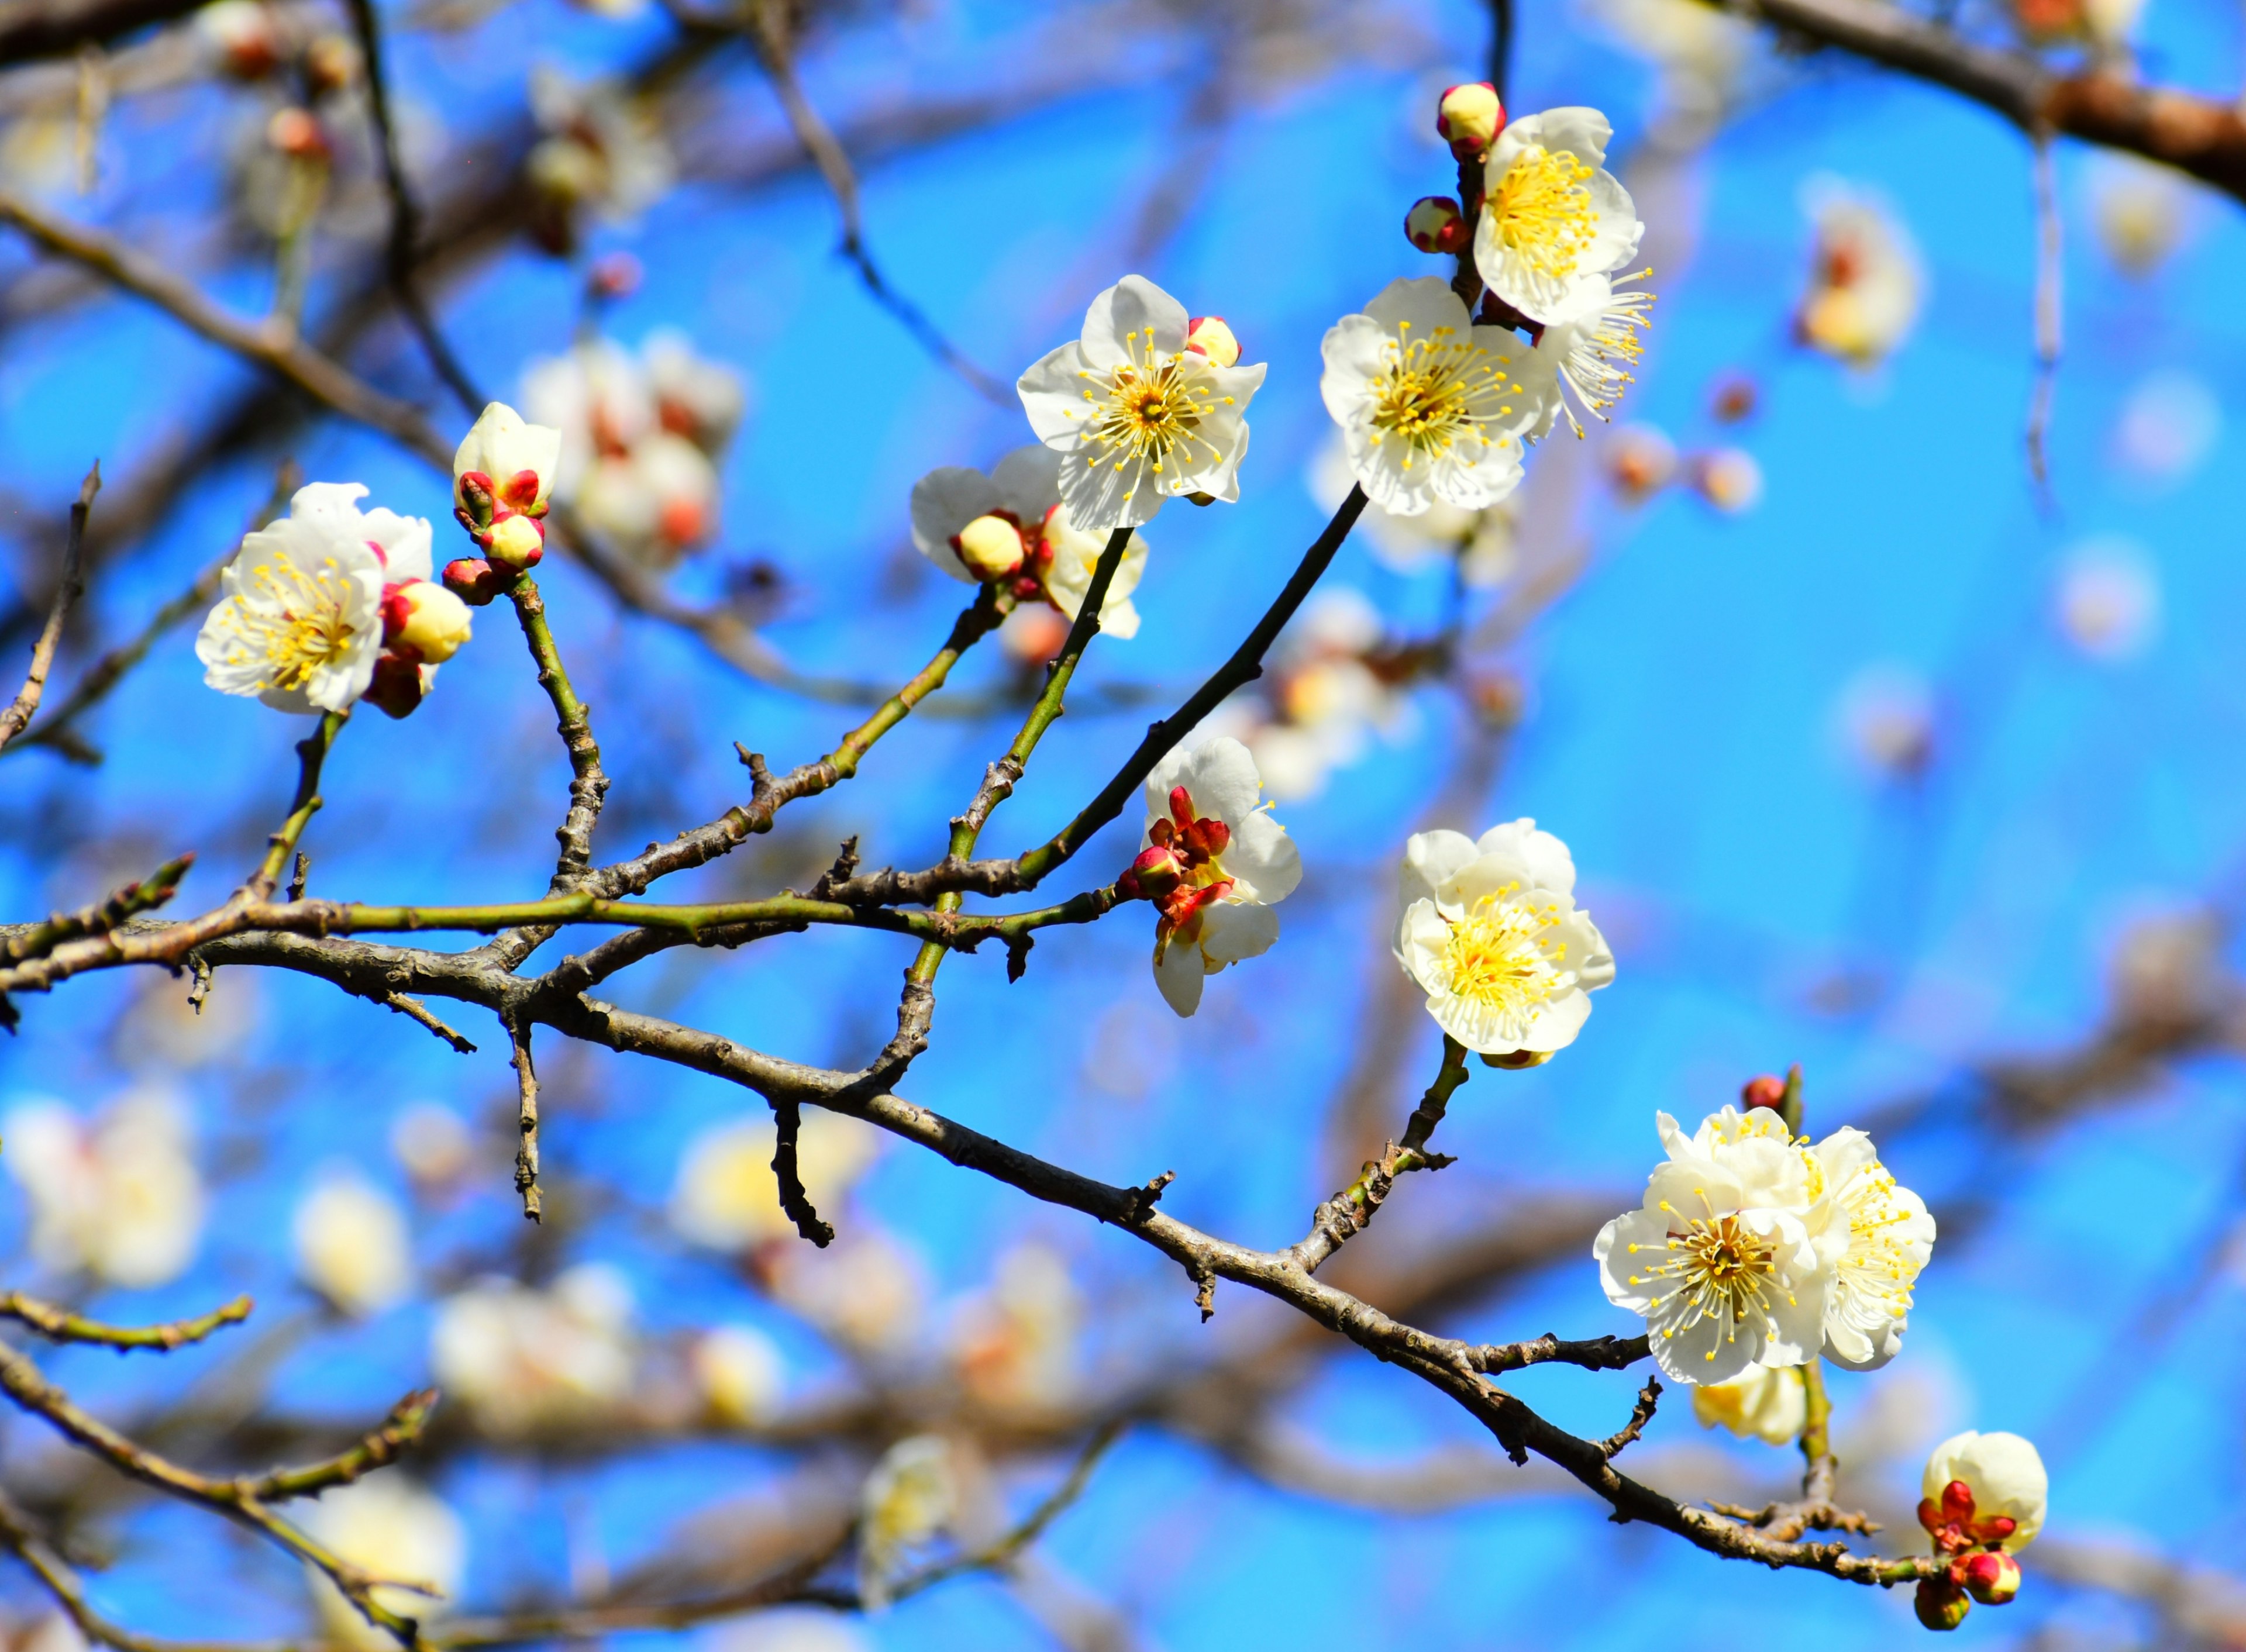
left=2026, top=130, right=2062, bottom=503
left=509, top=1013, right=541, bottom=1223
left=0, top=1291, right=251, bottom=1351
left=0, top=461, right=98, bottom=754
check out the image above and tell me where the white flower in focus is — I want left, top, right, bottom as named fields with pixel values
left=952, top=1243, right=1082, bottom=1410
left=764, top=1227, right=928, bottom=1355
left=299, top=1474, right=465, bottom=1652
left=1594, top=1106, right=1827, bottom=1383
left=1922, top=1430, right=2048, bottom=1551
left=429, top=1264, right=636, bottom=1437
left=2055, top=539, right=2159, bottom=661
left=2090, top=155, right=2193, bottom=278
left=859, top=1435, right=957, bottom=1609
left=910, top=447, right=1149, bottom=636
left=1516, top=273, right=1656, bottom=440
left=1127, top=737, right=1302, bottom=1018
left=1307, top=434, right=1515, bottom=587
left=1393, top=820, right=1614, bottom=1057
left=1691, top=1363, right=1806, bottom=1445
left=1319, top=277, right=1546, bottom=515
left=1802, top=1127, right=1935, bottom=1370
left=4, top=1091, right=204, bottom=1287
left=1017, top=275, right=1267, bottom=529
left=670, top=1110, right=880, bottom=1252
left=292, top=1173, right=412, bottom=1317
left=1473, top=107, right=1643, bottom=326
left=1796, top=182, right=1923, bottom=368
left=390, top=1103, right=473, bottom=1191
left=526, top=67, right=673, bottom=223
left=694, top=1324, right=786, bottom=1426
left=197, top=482, right=415, bottom=713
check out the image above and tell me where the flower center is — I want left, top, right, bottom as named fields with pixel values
left=1835, top=1165, right=1923, bottom=1315
left=228, top=554, right=360, bottom=692
left=1490, top=146, right=1599, bottom=280
left=1628, top=1210, right=1784, bottom=1357
left=1079, top=328, right=1224, bottom=480
left=1367, top=325, right=1519, bottom=464
left=1441, top=888, right=1560, bottom=1013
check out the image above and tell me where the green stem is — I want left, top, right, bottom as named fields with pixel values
left=1399, top=1035, right=1471, bottom=1156
left=509, top=575, right=606, bottom=885
left=251, top=709, right=344, bottom=898
left=1799, top=1354, right=1833, bottom=1479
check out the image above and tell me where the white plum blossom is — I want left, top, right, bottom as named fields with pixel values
left=951, top=1242, right=1083, bottom=1411
left=1017, top=274, right=1266, bottom=529
left=1803, top=1126, right=1935, bottom=1370
left=1516, top=273, right=1656, bottom=440
left=1320, top=276, right=1546, bottom=515
left=1124, top=737, right=1301, bottom=1018
left=526, top=67, right=674, bottom=225
left=1923, top=1430, right=2048, bottom=1551
left=909, top=447, right=1149, bottom=637
left=1308, top=434, right=1515, bottom=587
left=670, top=1110, right=880, bottom=1252
left=858, top=1435, right=958, bottom=1609
left=1691, top=1363, right=1806, bottom=1445
left=694, top=1324, right=786, bottom=1426
left=430, top=1264, right=636, bottom=1437
left=4, top=1090, right=205, bottom=1288
left=1393, top=820, right=1614, bottom=1058
left=1473, top=107, right=1644, bottom=326
left=299, top=1474, right=465, bottom=1652
left=1594, top=1106, right=1826, bottom=1383
left=196, top=482, right=423, bottom=713
left=1796, top=181, right=1923, bottom=368
left=292, top=1172, right=412, bottom=1317
left=453, top=402, right=562, bottom=572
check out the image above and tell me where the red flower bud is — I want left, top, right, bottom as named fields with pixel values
left=1958, top=1550, right=2021, bottom=1606
left=1741, top=1074, right=1787, bottom=1112
left=1914, top=1577, right=1971, bottom=1631
left=1405, top=195, right=1468, bottom=255
left=1435, top=81, right=1503, bottom=161
left=362, top=653, right=428, bottom=720
left=442, top=557, right=508, bottom=606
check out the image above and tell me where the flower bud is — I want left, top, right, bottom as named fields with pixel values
left=1914, top=1578, right=1971, bottom=1632
left=1436, top=81, right=1503, bottom=161
left=1690, top=447, right=1764, bottom=514
left=381, top=580, right=474, bottom=664
left=266, top=106, right=330, bottom=163
left=588, top=251, right=642, bottom=302
left=442, top=557, right=508, bottom=606
left=1608, top=425, right=1678, bottom=503
left=453, top=403, right=561, bottom=520
left=1184, top=316, right=1240, bottom=368
left=1959, top=1550, right=2021, bottom=1606
left=1119, top=843, right=1186, bottom=902
left=362, top=653, right=429, bottom=720
left=1405, top=195, right=1468, bottom=255
left=486, top=513, right=545, bottom=572
left=1741, top=1074, right=1787, bottom=1112
left=952, top=513, right=1026, bottom=581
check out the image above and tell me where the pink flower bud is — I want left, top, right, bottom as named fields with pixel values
left=1404, top=195, right=1468, bottom=255
left=266, top=107, right=330, bottom=163
left=381, top=580, right=474, bottom=664
left=1436, top=81, right=1503, bottom=161
left=486, top=513, right=545, bottom=572
left=442, top=557, right=507, bottom=606
left=588, top=251, right=642, bottom=301
left=1119, top=843, right=1186, bottom=902
left=1741, top=1074, right=1787, bottom=1112
left=1184, top=316, right=1241, bottom=368
left=951, top=513, right=1026, bottom=581
left=1959, top=1550, right=2021, bottom=1606
left=1914, top=1578, right=1971, bottom=1631
left=362, top=653, right=429, bottom=720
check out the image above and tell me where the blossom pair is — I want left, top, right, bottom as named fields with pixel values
left=1594, top=1103, right=1937, bottom=1383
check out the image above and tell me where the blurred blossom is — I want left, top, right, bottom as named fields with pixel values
left=390, top=1102, right=473, bottom=1191
left=292, top=1172, right=411, bottom=1316
left=693, top=1323, right=786, bottom=1426
left=705, top=1612, right=869, bottom=1652
left=119, top=970, right=257, bottom=1069
left=763, top=1227, right=928, bottom=1354
left=1604, top=423, right=1677, bottom=503
left=430, top=1264, right=636, bottom=1436
left=1687, top=447, right=1762, bottom=513
left=568, top=0, right=648, bottom=18
left=526, top=67, right=673, bottom=238
left=4, top=1089, right=203, bottom=1287
left=11, top=1616, right=86, bottom=1652
left=1587, top=0, right=1750, bottom=129
left=952, top=1243, right=1082, bottom=1411
left=2106, top=907, right=2226, bottom=1031
left=2111, top=370, right=2220, bottom=486
left=670, top=1111, right=880, bottom=1253
left=298, top=1474, right=464, bottom=1650
left=998, top=604, right=1070, bottom=665
left=2011, top=0, right=2142, bottom=47
left=0, top=115, right=78, bottom=196
left=1692, top=1363, right=1805, bottom=1444
left=1308, top=434, right=1514, bottom=586
left=2053, top=539, right=2159, bottom=661
left=195, top=0, right=288, bottom=78
left=1795, top=180, right=1923, bottom=369
left=2089, top=154, right=2194, bottom=277
left=1837, top=664, right=1937, bottom=780
left=858, top=1435, right=957, bottom=1609
left=1208, top=588, right=1412, bottom=801
left=1709, top=371, right=1758, bottom=424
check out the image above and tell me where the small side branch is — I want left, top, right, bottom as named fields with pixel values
left=508, top=1015, right=542, bottom=1222
left=1286, top=1036, right=1468, bottom=1274
left=0, top=1291, right=250, bottom=1351
left=1597, top=1375, right=1661, bottom=1460
left=0, top=461, right=99, bottom=755
left=770, top=1098, right=833, bottom=1247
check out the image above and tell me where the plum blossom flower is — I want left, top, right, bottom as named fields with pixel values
left=1393, top=820, right=1614, bottom=1058
left=1017, top=274, right=1267, bottom=529
left=1803, top=1126, right=1935, bottom=1370
left=951, top=1243, right=1082, bottom=1411
left=694, top=1324, right=786, bottom=1426
left=526, top=67, right=673, bottom=233
left=1795, top=181, right=1923, bottom=368
left=299, top=1474, right=465, bottom=1652
left=430, top=1264, right=636, bottom=1437
left=910, top=447, right=1149, bottom=637
left=859, top=1436, right=957, bottom=1609
left=292, top=1172, right=412, bottom=1317
left=1122, top=737, right=1301, bottom=1018
left=2090, top=154, right=2193, bottom=277
left=1691, top=1362, right=1806, bottom=1445
left=1320, top=277, right=1548, bottom=516
left=1473, top=108, right=1644, bottom=327
left=670, top=1110, right=880, bottom=1253
left=4, top=1090, right=204, bottom=1287
left=1594, top=1106, right=1826, bottom=1382
left=452, top=402, right=562, bottom=576
left=1922, top=1430, right=2048, bottom=1552
left=1207, top=589, right=1413, bottom=801
left=1515, top=272, right=1656, bottom=440
left=763, top=1226, right=928, bottom=1354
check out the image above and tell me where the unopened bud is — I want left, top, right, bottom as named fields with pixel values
left=1608, top=425, right=1678, bottom=503
left=1914, top=1578, right=1971, bottom=1632
left=1690, top=447, right=1764, bottom=514
left=1405, top=195, right=1468, bottom=255
left=1184, top=316, right=1240, bottom=367
left=1002, top=606, right=1070, bottom=664
left=487, top=513, right=545, bottom=571
left=381, top=580, right=474, bottom=664
left=1121, top=844, right=1186, bottom=902
left=442, top=557, right=507, bottom=606
left=1481, top=1049, right=1555, bottom=1070
left=1710, top=371, right=1759, bottom=424
left=266, top=106, right=330, bottom=163
left=952, top=513, right=1026, bottom=581
left=1741, top=1074, right=1787, bottom=1112
left=1959, top=1550, right=2021, bottom=1606
left=362, top=653, right=428, bottom=720
left=588, top=251, right=642, bottom=301
left=1436, top=81, right=1503, bottom=161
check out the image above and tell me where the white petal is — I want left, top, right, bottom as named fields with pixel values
left=908, top=467, right=1000, bottom=582
left=990, top=446, right=1063, bottom=519
left=1153, top=938, right=1204, bottom=1016
left=1198, top=900, right=1278, bottom=965
left=1222, top=811, right=1300, bottom=905
left=1081, top=274, right=1190, bottom=366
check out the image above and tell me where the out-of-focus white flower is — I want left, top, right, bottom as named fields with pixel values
left=1017, top=274, right=1267, bottom=529
left=670, top=1111, right=880, bottom=1253
left=0, top=114, right=79, bottom=197
left=391, top=1103, right=473, bottom=1191
left=196, top=0, right=288, bottom=77
left=694, top=1324, right=786, bottom=1426
left=1307, top=434, right=1515, bottom=587
left=1688, top=447, right=1763, bottom=513
left=952, top=1243, right=1081, bottom=1410
left=1589, top=0, right=1751, bottom=127
left=1605, top=423, right=1677, bottom=503
left=1691, top=1363, right=1806, bottom=1444
left=429, top=1264, right=636, bottom=1436
left=526, top=67, right=673, bottom=223
left=1473, top=107, right=1642, bottom=327
left=2112, top=370, right=2221, bottom=486
left=15, top=1611, right=88, bottom=1652
left=1394, top=820, right=1614, bottom=1060
left=910, top=448, right=1149, bottom=636
left=197, top=482, right=425, bottom=713
left=764, top=1227, right=928, bottom=1354
left=858, top=1435, right=957, bottom=1609
left=2054, top=539, right=2159, bottom=661
left=299, top=1474, right=465, bottom=1651
left=1318, top=276, right=1545, bottom=515
left=577, top=432, right=720, bottom=567
left=1803, top=1126, right=1935, bottom=1370
left=645, top=329, right=749, bottom=453
left=1124, top=737, right=1301, bottom=1018
left=4, top=1091, right=204, bottom=1287
left=120, top=970, right=258, bottom=1070
left=704, top=1612, right=869, bottom=1652
left=292, top=1173, right=412, bottom=1317
left=1837, top=664, right=1937, bottom=780
left=1218, top=589, right=1413, bottom=802
left=1594, top=1106, right=1825, bottom=1382
left=1921, top=1431, right=2047, bottom=1551
left=1796, top=181, right=1923, bottom=369
left=2090, top=154, right=2194, bottom=277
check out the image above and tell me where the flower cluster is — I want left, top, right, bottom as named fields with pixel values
left=1913, top=1431, right=2048, bottom=1629
left=446, top=402, right=563, bottom=603
left=1205, top=588, right=1416, bottom=801
left=2, top=1089, right=204, bottom=1287
left=430, top=1263, right=638, bottom=1438
left=1594, top=1101, right=1935, bottom=1382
